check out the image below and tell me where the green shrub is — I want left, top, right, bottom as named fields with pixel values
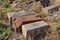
left=7, top=7, right=14, bottom=13
left=3, top=4, right=10, bottom=8
left=35, top=13, right=47, bottom=18
left=48, top=13, right=53, bottom=16
left=0, top=12, right=5, bottom=17
left=1, top=0, right=10, bottom=8
left=0, top=27, right=12, bottom=40
left=56, top=23, right=60, bottom=34
left=52, top=22, right=60, bottom=34
left=35, top=14, right=41, bottom=17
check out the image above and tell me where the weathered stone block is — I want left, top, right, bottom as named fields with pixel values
left=7, top=10, right=35, bottom=25
left=42, top=4, right=60, bottom=14
left=22, top=21, right=49, bottom=40
left=12, top=15, right=42, bottom=32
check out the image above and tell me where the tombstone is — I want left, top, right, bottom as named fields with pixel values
left=7, top=10, right=35, bottom=26
left=12, top=15, right=42, bottom=28
left=12, top=15, right=42, bottom=33
left=22, top=21, right=49, bottom=40
left=42, top=4, right=60, bottom=14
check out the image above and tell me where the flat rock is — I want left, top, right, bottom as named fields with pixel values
left=22, top=21, right=49, bottom=40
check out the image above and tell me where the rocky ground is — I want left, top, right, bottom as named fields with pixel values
left=0, top=0, right=60, bottom=40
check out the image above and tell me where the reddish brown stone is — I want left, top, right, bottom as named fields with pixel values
left=12, top=17, right=22, bottom=28
left=22, top=15, right=42, bottom=23
left=11, top=15, right=42, bottom=32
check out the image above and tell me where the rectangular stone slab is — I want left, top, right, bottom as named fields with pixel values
left=22, top=21, right=49, bottom=39
left=7, top=10, right=35, bottom=25
left=42, top=4, right=60, bottom=13
left=12, top=15, right=42, bottom=28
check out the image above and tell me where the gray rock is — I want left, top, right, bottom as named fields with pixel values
left=42, top=4, right=60, bottom=13
left=7, top=10, right=35, bottom=25
left=22, top=21, right=49, bottom=40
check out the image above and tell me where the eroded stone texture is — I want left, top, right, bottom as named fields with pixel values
left=22, top=21, right=49, bottom=40
left=12, top=15, right=41, bottom=33
left=42, top=4, right=60, bottom=14
left=7, top=10, right=35, bottom=25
